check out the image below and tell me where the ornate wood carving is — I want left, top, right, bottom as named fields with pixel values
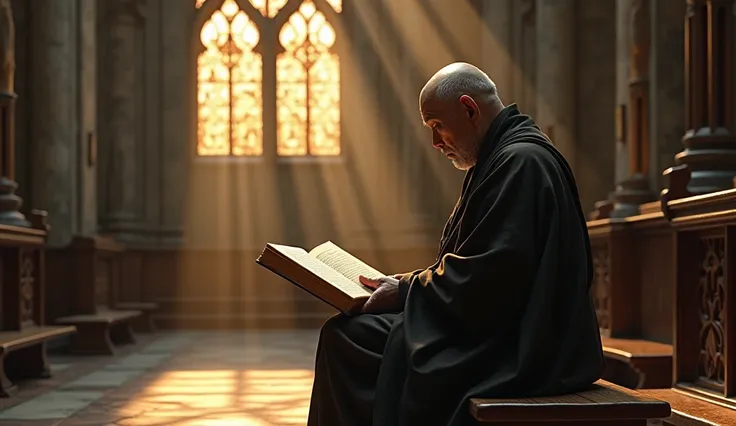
left=19, top=249, right=34, bottom=326
left=592, top=242, right=611, bottom=335
left=697, top=235, right=726, bottom=391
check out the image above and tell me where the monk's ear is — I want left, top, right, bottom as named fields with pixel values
left=459, top=95, right=479, bottom=120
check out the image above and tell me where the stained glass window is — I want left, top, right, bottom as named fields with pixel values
left=197, top=0, right=263, bottom=156
left=195, top=0, right=342, bottom=157
left=277, top=0, right=340, bottom=156
left=249, top=0, right=289, bottom=18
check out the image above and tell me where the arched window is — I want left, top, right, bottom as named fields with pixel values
left=195, top=0, right=342, bottom=157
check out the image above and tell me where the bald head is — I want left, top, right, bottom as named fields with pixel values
left=419, top=63, right=504, bottom=171
left=419, top=62, right=498, bottom=106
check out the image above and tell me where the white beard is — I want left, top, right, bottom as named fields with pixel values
left=452, top=158, right=474, bottom=170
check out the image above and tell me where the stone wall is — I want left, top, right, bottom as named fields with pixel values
left=10, top=0, right=698, bottom=245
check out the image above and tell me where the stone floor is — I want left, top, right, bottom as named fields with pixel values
left=0, top=330, right=320, bottom=425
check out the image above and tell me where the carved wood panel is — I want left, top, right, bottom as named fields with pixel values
left=675, top=225, right=736, bottom=403
left=696, top=235, right=726, bottom=391
left=19, top=248, right=34, bottom=326
left=592, top=241, right=611, bottom=335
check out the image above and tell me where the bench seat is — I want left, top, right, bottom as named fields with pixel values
left=56, top=308, right=140, bottom=355
left=115, top=302, right=158, bottom=333
left=601, top=337, right=673, bottom=389
left=470, top=379, right=670, bottom=425
left=639, top=388, right=736, bottom=425
left=0, top=325, right=76, bottom=396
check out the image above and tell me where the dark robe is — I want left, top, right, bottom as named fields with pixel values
left=307, top=104, right=604, bottom=426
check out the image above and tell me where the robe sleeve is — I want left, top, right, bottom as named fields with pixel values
left=398, top=269, right=423, bottom=307
left=408, top=143, right=557, bottom=336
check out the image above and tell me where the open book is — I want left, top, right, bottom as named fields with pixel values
left=255, top=241, right=385, bottom=315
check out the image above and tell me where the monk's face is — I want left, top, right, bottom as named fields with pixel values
left=421, top=95, right=482, bottom=170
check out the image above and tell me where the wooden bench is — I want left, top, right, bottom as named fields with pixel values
left=0, top=211, right=76, bottom=396
left=1, top=325, right=75, bottom=395
left=601, top=337, right=673, bottom=389
left=470, top=380, right=671, bottom=425
left=115, top=301, right=157, bottom=333
left=639, top=388, right=736, bottom=425
left=46, top=235, right=145, bottom=355
left=55, top=307, right=138, bottom=355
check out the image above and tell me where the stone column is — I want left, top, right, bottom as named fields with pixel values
left=159, top=0, right=186, bottom=244
left=535, top=0, right=576, bottom=168
left=610, top=0, right=655, bottom=217
left=670, top=0, right=736, bottom=194
left=649, top=0, right=685, bottom=188
left=30, top=1, right=77, bottom=246
left=0, top=0, right=27, bottom=227
left=614, top=0, right=633, bottom=186
left=99, top=0, right=145, bottom=237
left=481, top=0, right=512, bottom=101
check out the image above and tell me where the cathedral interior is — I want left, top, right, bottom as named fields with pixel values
left=0, top=0, right=734, bottom=424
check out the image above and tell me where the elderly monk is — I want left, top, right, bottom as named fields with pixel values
left=307, top=62, right=604, bottom=426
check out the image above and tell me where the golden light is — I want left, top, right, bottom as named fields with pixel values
left=197, top=0, right=264, bottom=156
left=250, top=0, right=290, bottom=18
left=116, top=369, right=314, bottom=425
left=277, top=0, right=340, bottom=156
left=196, top=0, right=341, bottom=157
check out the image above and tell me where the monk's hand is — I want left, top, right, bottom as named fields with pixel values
left=359, top=275, right=401, bottom=314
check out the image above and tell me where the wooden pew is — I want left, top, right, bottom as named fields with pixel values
left=45, top=235, right=143, bottom=355
left=0, top=211, right=75, bottom=396
left=470, top=380, right=671, bottom=425
left=587, top=204, right=675, bottom=389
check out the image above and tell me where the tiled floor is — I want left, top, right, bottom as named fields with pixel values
left=0, top=330, right=319, bottom=425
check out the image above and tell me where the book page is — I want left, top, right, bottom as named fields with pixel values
left=267, top=244, right=371, bottom=298
left=309, top=241, right=385, bottom=284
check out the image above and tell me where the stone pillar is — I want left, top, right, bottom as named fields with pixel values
left=671, top=0, right=736, bottom=194
left=30, top=1, right=77, bottom=246
left=649, top=0, right=685, bottom=188
left=511, top=0, right=536, bottom=114
left=99, top=0, right=145, bottom=237
left=78, top=0, right=98, bottom=235
left=535, top=0, right=576, bottom=168
left=610, top=0, right=656, bottom=217
left=614, top=0, right=633, bottom=186
left=482, top=0, right=512, bottom=102
left=0, top=0, right=27, bottom=227
left=159, top=0, right=187, bottom=244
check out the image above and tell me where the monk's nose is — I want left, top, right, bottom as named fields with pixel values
left=432, top=130, right=443, bottom=149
